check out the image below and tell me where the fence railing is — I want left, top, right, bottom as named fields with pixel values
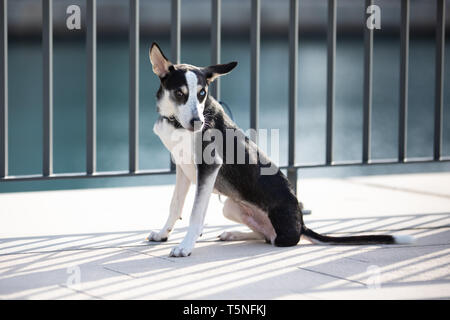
left=0, top=0, right=448, bottom=196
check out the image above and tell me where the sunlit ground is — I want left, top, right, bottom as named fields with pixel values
left=1, top=172, right=449, bottom=299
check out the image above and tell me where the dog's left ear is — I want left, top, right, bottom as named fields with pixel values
left=203, top=61, right=238, bottom=84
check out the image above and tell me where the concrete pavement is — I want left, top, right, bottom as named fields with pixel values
left=0, top=172, right=449, bottom=299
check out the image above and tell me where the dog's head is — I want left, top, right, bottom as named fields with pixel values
left=149, top=42, right=237, bottom=131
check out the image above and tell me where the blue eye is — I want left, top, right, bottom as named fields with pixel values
left=199, top=89, right=206, bottom=96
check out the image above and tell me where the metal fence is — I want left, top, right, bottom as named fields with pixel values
left=0, top=0, right=448, bottom=195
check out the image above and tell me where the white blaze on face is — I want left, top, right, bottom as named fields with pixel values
left=177, top=71, right=205, bottom=129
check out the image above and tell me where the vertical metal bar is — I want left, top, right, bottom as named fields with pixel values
left=434, top=0, right=445, bottom=161
left=129, top=0, right=139, bottom=173
left=170, top=0, right=180, bottom=171
left=171, top=0, right=180, bottom=65
left=43, top=0, right=53, bottom=176
left=87, top=0, right=96, bottom=174
left=0, top=0, right=7, bottom=178
left=363, top=0, right=373, bottom=163
left=326, top=0, right=336, bottom=165
left=399, top=0, right=409, bottom=162
left=287, top=0, right=299, bottom=194
left=211, top=0, right=221, bottom=100
left=250, top=0, right=260, bottom=134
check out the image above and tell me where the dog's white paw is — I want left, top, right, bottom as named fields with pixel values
left=169, top=244, right=193, bottom=257
left=146, top=231, right=168, bottom=242
left=218, top=231, right=236, bottom=241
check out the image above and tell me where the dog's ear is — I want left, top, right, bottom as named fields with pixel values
left=149, top=43, right=173, bottom=78
left=203, top=61, right=238, bottom=84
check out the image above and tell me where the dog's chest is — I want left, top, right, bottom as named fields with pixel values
left=153, top=118, right=197, bottom=183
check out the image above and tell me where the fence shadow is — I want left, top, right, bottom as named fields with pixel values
left=0, top=212, right=449, bottom=299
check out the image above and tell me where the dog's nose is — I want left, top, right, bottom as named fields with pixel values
left=189, top=117, right=203, bottom=130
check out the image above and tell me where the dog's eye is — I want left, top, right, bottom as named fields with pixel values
left=175, top=89, right=184, bottom=98
left=199, top=89, right=206, bottom=97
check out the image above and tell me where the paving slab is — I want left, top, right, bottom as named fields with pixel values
left=348, top=172, right=450, bottom=198
left=299, top=174, right=450, bottom=220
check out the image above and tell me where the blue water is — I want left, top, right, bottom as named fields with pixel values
left=2, top=35, right=450, bottom=192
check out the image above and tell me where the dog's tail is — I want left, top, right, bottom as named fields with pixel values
left=301, top=226, right=414, bottom=245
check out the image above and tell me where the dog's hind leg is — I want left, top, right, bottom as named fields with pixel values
left=147, top=166, right=191, bottom=242
left=218, top=230, right=264, bottom=241
left=222, top=197, right=246, bottom=224
left=220, top=198, right=275, bottom=243
left=268, top=205, right=302, bottom=247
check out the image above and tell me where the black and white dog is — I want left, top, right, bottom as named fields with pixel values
left=147, top=42, right=413, bottom=257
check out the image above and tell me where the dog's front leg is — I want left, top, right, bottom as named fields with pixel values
left=147, top=166, right=191, bottom=242
left=170, top=162, right=221, bottom=257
